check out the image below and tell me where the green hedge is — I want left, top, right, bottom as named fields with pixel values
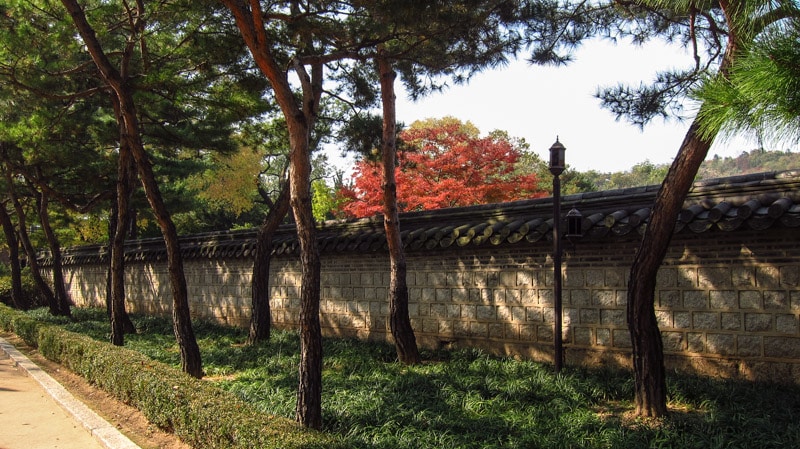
left=0, top=304, right=347, bottom=449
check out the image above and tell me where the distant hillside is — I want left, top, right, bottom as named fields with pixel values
left=583, top=149, right=800, bottom=191
left=698, top=149, right=800, bottom=179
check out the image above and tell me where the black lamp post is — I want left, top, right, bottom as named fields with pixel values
left=549, top=138, right=566, bottom=373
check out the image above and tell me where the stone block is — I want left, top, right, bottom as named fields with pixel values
left=461, top=305, right=477, bottom=320
left=764, top=336, right=800, bottom=359
left=737, top=335, right=762, bottom=357
left=612, top=329, right=631, bottom=348
left=739, top=291, right=762, bottom=309
left=436, top=288, right=452, bottom=302
left=476, top=305, right=496, bottom=320
left=564, top=269, right=584, bottom=288
left=678, top=268, right=697, bottom=287
left=745, top=313, right=773, bottom=332
left=659, top=290, right=682, bottom=309
left=776, top=314, right=798, bottom=334
left=570, top=289, right=591, bottom=306
left=693, top=312, right=719, bottom=330
left=605, top=269, right=625, bottom=288
left=656, top=268, right=677, bottom=288
left=684, top=291, right=709, bottom=309
left=506, top=288, right=524, bottom=304
left=687, top=332, right=705, bottom=352
left=764, top=291, right=789, bottom=310
left=756, top=266, right=781, bottom=288
left=596, top=328, right=611, bottom=346
left=674, top=311, right=692, bottom=329
left=602, top=309, right=626, bottom=327
left=447, top=304, right=461, bottom=319
left=585, top=269, right=605, bottom=287
left=710, top=290, right=737, bottom=310
left=780, top=266, right=800, bottom=287
left=537, top=325, right=554, bottom=342
left=592, top=290, right=615, bottom=307
left=580, top=308, right=599, bottom=325
left=516, top=271, right=535, bottom=286
left=526, top=306, right=543, bottom=323
left=488, top=323, right=504, bottom=338
left=731, top=266, right=756, bottom=287
left=574, top=327, right=592, bottom=345
left=720, top=312, right=741, bottom=331
left=499, top=271, right=517, bottom=287
left=706, top=333, right=736, bottom=356
left=662, top=331, right=685, bottom=352
left=520, top=324, right=536, bottom=340
left=468, top=322, right=489, bottom=338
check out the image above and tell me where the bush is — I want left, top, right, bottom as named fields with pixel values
left=0, top=268, right=50, bottom=309
left=0, top=304, right=346, bottom=449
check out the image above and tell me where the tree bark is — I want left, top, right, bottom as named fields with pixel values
left=628, top=120, right=711, bottom=417
left=0, top=204, right=28, bottom=310
left=248, top=181, right=291, bottom=345
left=110, top=124, right=137, bottom=346
left=221, top=0, right=325, bottom=427
left=61, top=0, right=202, bottom=378
left=34, top=188, right=72, bottom=317
left=378, top=53, right=420, bottom=364
left=626, top=0, right=741, bottom=417
left=4, top=169, right=58, bottom=313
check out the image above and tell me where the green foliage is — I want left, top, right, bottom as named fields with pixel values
left=694, top=21, right=800, bottom=144
left=0, top=269, right=49, bottom=309
left=14, top=307, right=800, bottom=449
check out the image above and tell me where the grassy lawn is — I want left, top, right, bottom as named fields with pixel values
left=37, top=308, right=800, bottom=449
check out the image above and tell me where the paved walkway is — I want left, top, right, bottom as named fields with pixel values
left=0, top=337, right=140, bottom=449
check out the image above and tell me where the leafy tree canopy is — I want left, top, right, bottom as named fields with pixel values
left=338, top=117, right=547, bottom=217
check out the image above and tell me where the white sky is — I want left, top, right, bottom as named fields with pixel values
left=390, top=38, right=775, bottom=173
left=326, top=37, right=792, bottom=175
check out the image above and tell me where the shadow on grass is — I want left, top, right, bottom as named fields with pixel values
left=35, top=309, right=800, bottom=449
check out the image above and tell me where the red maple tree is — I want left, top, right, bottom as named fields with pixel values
left=338, top=117, right=546, bottom=218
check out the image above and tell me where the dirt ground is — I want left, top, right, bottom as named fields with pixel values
left=1, top=332, right=190, bottom=449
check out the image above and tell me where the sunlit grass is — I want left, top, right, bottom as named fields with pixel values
left=33, top=308, right=800, bottom=449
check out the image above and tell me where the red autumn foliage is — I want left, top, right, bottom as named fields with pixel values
left=338, top=118, right=546, bottom=218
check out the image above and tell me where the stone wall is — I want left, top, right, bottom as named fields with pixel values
left=63, top=227, right=800, bottom=384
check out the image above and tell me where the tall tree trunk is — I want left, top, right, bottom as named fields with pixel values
left=62, top=0, right=202, bottom=378
left=627, top=1, right=740, bottom=415
left=222, top=0, right=325, bottom=428
left=0, top=204, right=28, bottom=310
left=248, top=182, right=291, bottom=345
left=628, top=120, right=711, bottom=417
left=378, top=53, right=420, bottom=364
left=5, top=170, right=58, bottom=313
left=110, top=125, right=137, bottom=346
left=34, top=188, right=72, bottom=317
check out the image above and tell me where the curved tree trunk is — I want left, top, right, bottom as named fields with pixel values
left=248, top=182, right=291, bottom=345
left=0, top=204, right=28, bottom=310
left=35, top=188, right=72, bottom=317
left=378, top=53, right=420, bottom=364
left=5, top=170, right=58, bottom=313
left=62, top=0, right=202, bottom=378
left=222, top=0, right=325, bottom=428
left=627, top=0, right=742, bottom=416
left=628, top=119, right=711, bottom=417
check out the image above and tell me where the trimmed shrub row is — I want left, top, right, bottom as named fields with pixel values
left=0, top=304, right=346, bottom=449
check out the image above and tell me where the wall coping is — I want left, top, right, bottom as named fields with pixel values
left=47, top=170, right=800, bottom=266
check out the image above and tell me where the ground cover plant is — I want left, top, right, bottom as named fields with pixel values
left=30, top=308, right=800, bottom=449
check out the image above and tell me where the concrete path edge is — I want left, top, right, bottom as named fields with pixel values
left=0, top=336, right=141, bottom=449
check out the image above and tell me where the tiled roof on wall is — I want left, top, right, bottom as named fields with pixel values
left=52, top=170, right=800, bottom=265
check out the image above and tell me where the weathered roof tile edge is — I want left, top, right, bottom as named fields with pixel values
left=49, top=170, right=800, bottom=266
